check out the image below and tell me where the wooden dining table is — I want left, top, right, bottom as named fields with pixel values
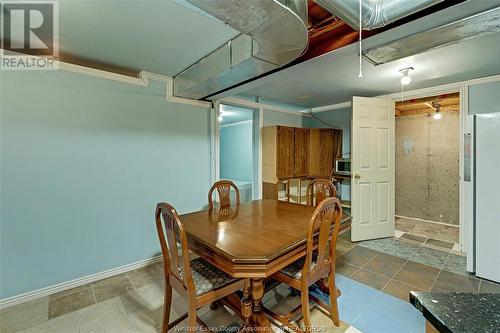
left=180, top=199, right=352, bottom=331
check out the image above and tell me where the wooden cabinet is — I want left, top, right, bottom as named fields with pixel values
left=263, top=125, right=342, bottom=201
left=276, top=126, right=295, bottom=179
left=309, top=128, right=335, bottom=178
left=294, top=128, right=309, bottom=177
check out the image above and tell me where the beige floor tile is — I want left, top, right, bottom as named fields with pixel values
left=0, top=297, right=49, bottom=333
left=337, top=246, right=379, bottom=267
left=49, top=285, right=95, bottom=319
left=20, top=312, right=78, bottom=333
left=362, top=252, right=407, bottom=278
left=129, top=307, right=163, bottom=333
left=77, top=297, right=128, bottom=333
left=121, top=282, right=164, bottom=314
left=431, top=271, right=480, bottom=293
left=128, top=262, right=164, bottom=289
left=85, top=316, right=136, bottom=333
left=335, top=238, right=357, bottom=256
left=92, top=274, right=135, bottom=303
left=297, top=308, right=349, bottom=332
left=264, top=289, right=301, bottom=315
left=200, top=307, right=241, bottom=328
left=393, top=261, right=440, bottom=291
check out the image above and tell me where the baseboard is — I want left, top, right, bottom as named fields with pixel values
left=395, top=215, right=459, bottom=228
left=0, top=255, right=162, bottom=310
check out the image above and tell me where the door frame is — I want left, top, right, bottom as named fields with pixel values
left=386, top=83, right=465, bottom=252
left=212, top=101, right=263, bottom=200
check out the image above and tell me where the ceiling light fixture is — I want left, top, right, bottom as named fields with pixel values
left=432, top=102, right=442, bottom=120
left=399, top=67, right=414, bottom=85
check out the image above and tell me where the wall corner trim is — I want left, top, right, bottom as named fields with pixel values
left=0, top=255, right=162, bottom=310
left=57, top=62, right=211, bottom=108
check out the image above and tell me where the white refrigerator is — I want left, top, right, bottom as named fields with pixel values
left=474, top=112, right=500, bottom=283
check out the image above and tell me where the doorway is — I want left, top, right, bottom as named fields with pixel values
left=219, top=104, right=258, bottom=202
left=394, top=93, right=460, bottom=250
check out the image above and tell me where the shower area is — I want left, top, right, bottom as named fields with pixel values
left=395, top=93, right=460, bottom=247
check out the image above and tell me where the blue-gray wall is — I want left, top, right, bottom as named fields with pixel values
left=305, top=107, right=352, bottom=200
left=220, top=122, right=253, bottom=182
left=0, top=70, right=211, bottom=299
left=469, top=80, right=500, bottom=115
left=263, top=110, right=305, bottom=127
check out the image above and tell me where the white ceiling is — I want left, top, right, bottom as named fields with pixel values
left=231, top=1, right=500, bottom=108
left=57, top=0, right=238, bottom=76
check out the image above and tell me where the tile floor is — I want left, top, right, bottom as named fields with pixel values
left=2, top=236, right=500, bottom=333
left=395, top=217, right=459, bottom=244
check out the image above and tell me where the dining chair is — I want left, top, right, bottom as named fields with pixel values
left=306, top=178, right=337, bottom=207
left=208, top=180, right=240, bottom=209
left=265, top=197, right=343, bottom=331
left=155, top=202, right=244, bottom=333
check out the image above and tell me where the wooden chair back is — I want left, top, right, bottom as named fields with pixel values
left=306, top=179, right=337, bottom=207
left=301, top=197, right=342, bottom=280
left=208, top=180, right=240, bottom=209
left=155, top=203, right=196, bottom=295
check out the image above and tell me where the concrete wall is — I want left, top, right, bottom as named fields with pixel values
left=395, top=111, right=460, bottom=224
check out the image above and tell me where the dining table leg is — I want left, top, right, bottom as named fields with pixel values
left=250, top=278, right=273, bottom=331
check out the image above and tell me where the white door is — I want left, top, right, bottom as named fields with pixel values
left=351, top=96, right=395, bottom=241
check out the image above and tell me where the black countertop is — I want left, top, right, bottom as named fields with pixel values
left=410, top=292, right=500, bottom=333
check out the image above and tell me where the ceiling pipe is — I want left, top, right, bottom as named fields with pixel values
left=173, top=0, right=308, bottom=100
left=314, top=0, right=443, bottom=30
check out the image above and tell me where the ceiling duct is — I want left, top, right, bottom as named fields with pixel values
left=314, top=0, right=443, bottom=30
left=173, top=0, right=308, bottom=100
left=364, top=6, right=500, bottom=65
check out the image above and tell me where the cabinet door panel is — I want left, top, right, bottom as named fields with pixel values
left=294, top=128, right=310, bottom=177
left=277, top=126, right=295, bottom=179
left=309, top=129, right=334, bottom=177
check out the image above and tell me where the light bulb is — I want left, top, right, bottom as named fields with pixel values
left=400, top=74, right=411, bottom=85
left=433, top=112, right=442, bottom=120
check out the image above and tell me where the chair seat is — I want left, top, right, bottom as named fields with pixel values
left=280, top=253, right=318, bottom=279
left=180, top=258, right=237, bottom=296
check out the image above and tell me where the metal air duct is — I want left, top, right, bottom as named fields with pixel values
left=314, top=0, right=443, bottom=30
left=173, top=0, right=308, bottom=100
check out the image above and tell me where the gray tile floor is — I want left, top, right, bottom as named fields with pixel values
left=0, top=262, right=360, bottom=333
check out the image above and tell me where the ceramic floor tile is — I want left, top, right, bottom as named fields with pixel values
left=77, top=297, right=129, bottom=333
left=394, top=230, right=405, bottom=238
left=91, top=274, right=135, bottom=303
left=357, top=238, right=393, bottom=252
left=431, top=270, right=480, bottom=293
left=49, top=285, right=95, bottom=319
left=296, top=308, right=349, bottom=332
left=338, top=246, right=379, bottom=267
left=336, top=259, right=360, bottom=277
left=479, top=280, right=500, bottom=293
left=120, top=282, right=164, bottom=314
left=0, top=297, right=49, bottom=333
left=336, top=238, right=358, bottom=256
left=128, top=306, right=162, bottom=333
left=379, top=239, right=421, bottom=261
left=393, top=261, right=440, bottom=291
left=382, top=280, right=421, bottom=303
left=128, top=261, right=164, bottom=289
left=400, top=233, right=427, bottom=244
left=200, top=307, right=241, bottom=328
left=20, top=312, right=78, bottom=333
left=441, top=253, right=469, bottom=276
left=408, top=246, right=449, bottom=269
left=350, top=269, right=391, bottom=291
left=85, top=316, right=136, bottom=333
left=362, top=253, right=407, bottom=278
left=424, top=238, right=454, bottom=250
